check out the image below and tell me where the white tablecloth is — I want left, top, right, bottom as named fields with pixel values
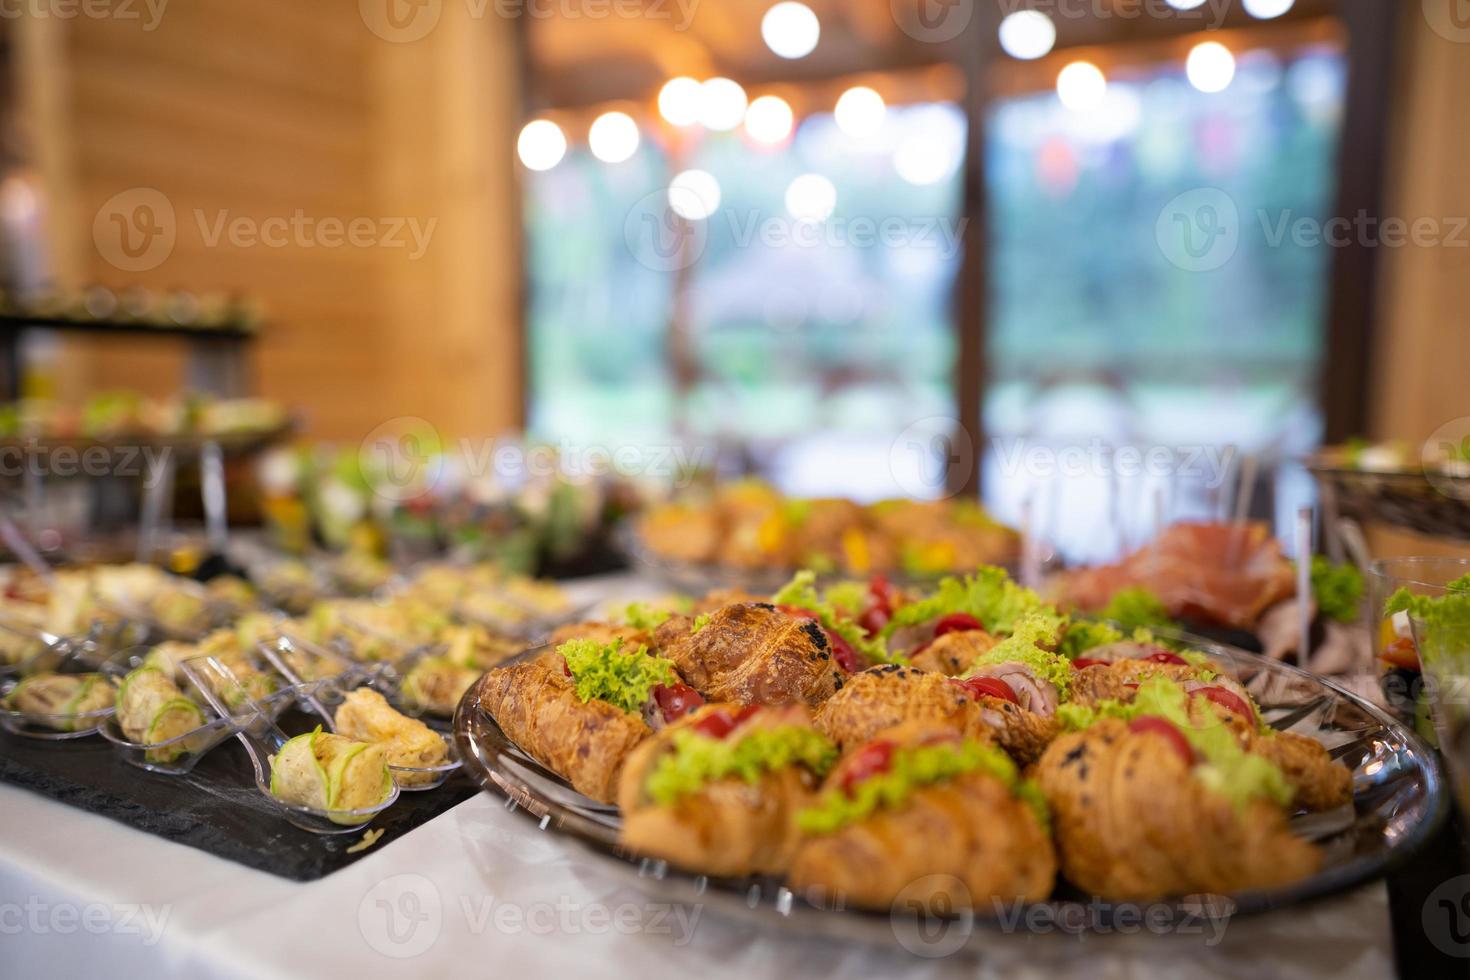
left=0, top=575, right=1400, bottom=979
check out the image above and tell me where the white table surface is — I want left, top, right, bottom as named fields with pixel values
left=0, top=575, right=1401, bottom=980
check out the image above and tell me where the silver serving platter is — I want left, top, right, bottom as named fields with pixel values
left=453, top=638, right=1447, bottom=947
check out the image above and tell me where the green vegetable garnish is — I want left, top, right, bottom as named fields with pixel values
left=644, top=725, right=837, bottom=806
left=1058, top=619, right=1123, bottom=659
left=1304, top=557, right=1364, bottom=624
left=1057, top=677, right=1289, bottom=810
left=798, top=738, right=1047, bottom=835
left=772, top=571, right=896, bottom=665
left=1097, top=587, right=1174, bottom=632
left=961, top=614, right=1073, bottom=697
left=558, top=637, right=677, bottom=715
left=691, top=613, right=711, bottom=634
left=622, top=603, right=673, bottom=631
left=881, top=568, right=1064, bottom=639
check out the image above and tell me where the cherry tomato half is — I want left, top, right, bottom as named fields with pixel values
left=827, top=629, right=867, bottom=673
left=1380, top=637, right=1421, bottom=671
left=933, top=612, right=985, bottom=638
left=1071, top=657, right=1110, bottom=670
left=1145, top=651, right=1190, bottom=666
left=1193, top=686, right=1252, bottom=719
left=653, top=683, right=705, bottom=723
left=857, top=605, right=890, bottom=638
left=1128, top=716, right=1194, bottom=765
left=840, top=740, right=896, bottom=795
left=951, top=675, right=1020, bottom=706
left=691, top=704, right=760, bottom=739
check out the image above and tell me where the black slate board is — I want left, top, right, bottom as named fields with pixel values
left=0, top=710, right=477, bottom=881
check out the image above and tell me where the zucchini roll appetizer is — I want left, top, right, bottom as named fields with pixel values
left=268, top=726, right=393, bottom=823
left=334, top=688, right=449, bottom=787
left=1038, top=677, right=1322, bottom=901
left=115, top=666, right=207, bottom=761
left=479, top=638, right=698, bottom=803
left=653, top=602, right=842, bottom=707
left=401, top=655, right=481, bottom=717
left=5, top=673, right=116, bottom=730
left=788, top=722, right=1055, bottom=910
left=617, top=703, right=836, bottom=877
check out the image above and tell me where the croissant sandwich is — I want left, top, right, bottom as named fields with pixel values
left=618, top=703, right=836, bottom=877
left=788, top=722, right=1055, bottom=910
left=814, top=664, right=991, bottom=751
left=654, top=602, right=843, bottom=707
left=479, top=638, right=706, bottom=803
left=1039, top=676, right=1323, bottom=901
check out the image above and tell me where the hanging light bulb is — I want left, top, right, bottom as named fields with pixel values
left=517, top=119, right=566, bottom=171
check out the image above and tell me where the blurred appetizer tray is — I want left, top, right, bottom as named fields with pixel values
left=1307, top=462, right=1470, bottom=542
left=0, top=709, right=476, bottom=881
left=0, top=420, right=297, bottom=460
left=615, top=521, right=1042, bottom=596
left=455, top=641, right=1447, bottom=945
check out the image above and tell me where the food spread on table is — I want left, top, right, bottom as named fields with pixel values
left=477, top=564, right=1354, bottom=907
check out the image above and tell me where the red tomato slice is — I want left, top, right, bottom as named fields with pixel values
left=778, top=604, right=819, bottom=621
left=951, top=676, right=1020, bottom=705
left=692, top=710, right=737, bottom=739
left=826, top=629, right=867, bottom=673
left=652, top=683, right=705, bottom=723
left=868, top=574, right=897, bottom=613
left=1193, top=686, right=1252, bottom=719
left=1145, top=651, right=1190, bottom=666
left=1380, top=637, right=1421, bottom=670
left=840, top=740, right=896, bottom=795
left=933, top=612, right=985, bottom=637
left=1071, top=657, right=1110, bottom=670
left=561, top=658, right=572, bottom=678
left=857, top=605, right=890, bottom=638
left=1128, top=716, right=1194, bottom=765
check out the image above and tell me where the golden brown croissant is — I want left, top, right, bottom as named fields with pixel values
left=788, top=723, right=1054, bottom=910
left=814, top=665, right=990, bottom=750
left=973, top=696, right=1060, bottom=766
left=617, top=704, right=831, bottom=877
left=477, top=658, right=651, bottom=803
left=1067, top=660, right=1203, bottom=705
left=1034, top=718, right=1320, bottom=901
left=1185, top=700, right=1353, bottom=812
left=908, top=629, right=997, bottom=676
left=654, top=603, right=842, bottom=706
left=549, top=621, right=650, bottom=649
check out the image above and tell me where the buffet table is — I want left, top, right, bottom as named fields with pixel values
left=0, top=779, right=1398, bottom=980
left=0, top=574, right=1426, bottom=978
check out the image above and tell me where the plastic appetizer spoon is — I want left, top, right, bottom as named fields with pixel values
left=260, top=636, right=461, bottom=791
left=182, top=654, right=401, bottom=834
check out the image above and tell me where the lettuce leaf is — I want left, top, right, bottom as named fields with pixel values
left=1306, top=557, right=1364, bottom=623
left=962, top=614, right=1073, bottom=696
left=881, top=567, right=1064, bottom=638
left=797, top=738, right=1046, bottom=834
left=557, top=637, right=677, bottom=715
left=644, top=724, right=836, bottom=806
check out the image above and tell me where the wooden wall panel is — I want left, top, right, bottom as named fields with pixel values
left=17, top=0, right=523, bottom=444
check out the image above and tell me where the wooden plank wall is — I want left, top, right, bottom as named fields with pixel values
left=16, top=0, right=522, bottom=443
